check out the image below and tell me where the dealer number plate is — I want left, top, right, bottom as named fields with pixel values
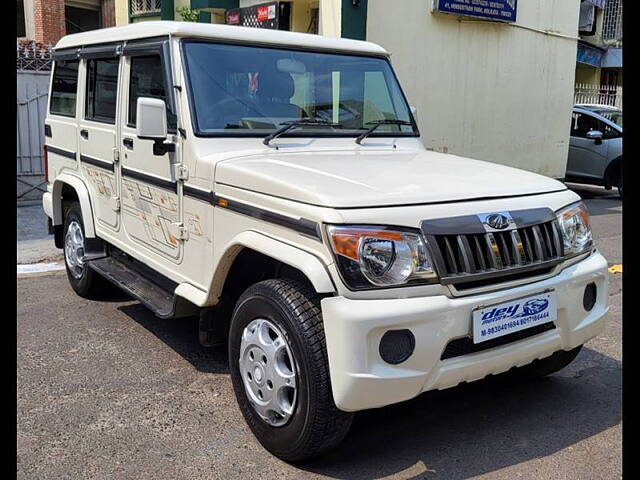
left=472, top=291, right=557, bottom=344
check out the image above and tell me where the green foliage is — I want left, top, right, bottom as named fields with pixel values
left=177, top=6, right=201, bottom=22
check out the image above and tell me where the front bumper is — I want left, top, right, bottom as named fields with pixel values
left=321, top=251, right=609, bottom=412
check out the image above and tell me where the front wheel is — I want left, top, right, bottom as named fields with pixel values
left=229, top=279, right=353, bottom=462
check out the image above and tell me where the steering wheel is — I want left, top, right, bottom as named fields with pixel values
left=199, top=97, right=264, bottom=130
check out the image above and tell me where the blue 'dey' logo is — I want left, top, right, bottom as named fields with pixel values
left=481, top=297, right=549, bottom=325
left=521, top=298, right=549, bottom=316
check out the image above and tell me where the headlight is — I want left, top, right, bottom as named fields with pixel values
left=327, top=225, right=437, bottom=289
left=556, top=201, right=593, bottom=256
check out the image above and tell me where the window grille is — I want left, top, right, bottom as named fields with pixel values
left=602, top=0, right=622, bottom=41
left=130, top=0, right=162, bottom=16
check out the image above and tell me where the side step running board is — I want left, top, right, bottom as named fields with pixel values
left=88, top=253, right=197, bottom=319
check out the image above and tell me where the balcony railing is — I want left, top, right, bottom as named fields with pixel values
left=16, top=40, right=53, bottom=72
left=574, top=83, right=622, bottom=109
left=130, top=0, right=162, bottom=17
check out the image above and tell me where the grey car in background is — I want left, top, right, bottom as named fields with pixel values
left=566, top=104, right=623, bottom=197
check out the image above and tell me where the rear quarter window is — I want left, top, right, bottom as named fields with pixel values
left=50, top=60, right=79, bottom=117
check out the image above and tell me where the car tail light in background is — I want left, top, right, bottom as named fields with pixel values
left=43, top=145, right=48, bottom=183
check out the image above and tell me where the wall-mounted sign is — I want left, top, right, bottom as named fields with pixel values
left=226, top=11, right=240, bottom=25
left=225, top=2, right=290, bottom=30
left=257, top=5, right=276, bottom=22
left=433, top=0, right=518, bottom=23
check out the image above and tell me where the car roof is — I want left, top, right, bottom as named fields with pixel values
left=573, top=105, right=622, bottom=131
left=54, top=21, right=390, bottom=57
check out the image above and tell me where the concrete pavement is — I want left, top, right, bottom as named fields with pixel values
left=17, top=204, right=62, bottom=265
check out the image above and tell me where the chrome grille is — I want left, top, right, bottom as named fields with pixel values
left=421, top=209, right=564, bottom=286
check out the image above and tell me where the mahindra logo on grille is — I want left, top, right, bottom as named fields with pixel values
left=486, top=214, right=510, bottom=230
left=478, top=211, right=515, bottom=232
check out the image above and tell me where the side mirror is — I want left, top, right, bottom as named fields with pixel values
left=136, top=97, right=175, bottom=155
left=410, top=105, right=418, bottom=116
left=136, top=97, right=167, bottom=140
left=586, top=130, right=603, bottom=145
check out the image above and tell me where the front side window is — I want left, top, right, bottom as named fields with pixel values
left=128, top=55, right=176, bottom=130
left=571, top=112, right=604, bottom=138
left=182, top=41, right=417, bottom=137
left=50, top=60, right=79, bottom=117
left=85, top=57, right=119, bottom=123
left=596, top=110, right=622, bottom=138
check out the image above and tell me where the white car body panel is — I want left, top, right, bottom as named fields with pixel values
left=215, top=147, right=566, bottom=208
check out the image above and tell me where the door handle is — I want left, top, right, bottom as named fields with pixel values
left=123, top=138, right=134, bottom=149
left=80, top=129, right=89, bottom=139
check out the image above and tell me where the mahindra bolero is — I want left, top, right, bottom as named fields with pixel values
left=42, top=22, right=609, bottom=461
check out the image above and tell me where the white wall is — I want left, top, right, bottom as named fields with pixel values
left=367, top=0, right=580, bottom=178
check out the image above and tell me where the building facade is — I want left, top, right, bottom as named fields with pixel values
left=39, top=0, right=589, bottom=179
left=114, top=1, right=344, bottom=38
left=18, top=0, right=116, bottom=45
left=366, top=1, right=581, bottom=179
left=575, top=0, right=622, bottom=107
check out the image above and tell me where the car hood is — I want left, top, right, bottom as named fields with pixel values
left=215, top=149, right=566, bottom=208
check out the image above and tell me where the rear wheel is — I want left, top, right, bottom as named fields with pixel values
left=63, top=202, right=109, bottom=299
left=229, top=279, right=353, bottom=462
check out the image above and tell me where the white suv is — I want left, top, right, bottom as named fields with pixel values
left=42, top=22, right=609, bottom=461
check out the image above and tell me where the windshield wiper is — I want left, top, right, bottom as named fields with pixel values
left=263, top=119, right=342, bottom=146
left=355, top=119, right=413, bottom=145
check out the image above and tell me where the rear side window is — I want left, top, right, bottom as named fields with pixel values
left=129, top=55, right=176, bottom=130
left=50, top=60, right=79, bottom=117
left=85, top=57, right=119, bottom=123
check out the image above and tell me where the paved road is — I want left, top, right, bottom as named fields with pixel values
left=17, top=185, right=621, bottom=480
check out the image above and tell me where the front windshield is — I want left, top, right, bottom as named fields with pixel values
left=182, top=41, right=417, bottom=137
left=597, top=110, right=623, bottom=128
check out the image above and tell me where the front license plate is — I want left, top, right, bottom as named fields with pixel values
left=472, top=291, right=557, bottom=344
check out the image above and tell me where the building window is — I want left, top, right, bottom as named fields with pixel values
left=130, top=0, right=162, bottom=17
left=602, top=0, right=622, bottom=41
left=65, top=6, right=101, bottom=35
left=85, top=58, right=119, bottom=124
left=50, top=60, right=80, bottom=117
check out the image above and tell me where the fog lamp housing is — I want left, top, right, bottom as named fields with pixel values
left=583, top=282, right=597, bottom=311
left=379, top=329, right=415, bottom=364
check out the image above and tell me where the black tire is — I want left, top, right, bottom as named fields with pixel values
left=229, top=279, right=353, bottom=462
left=511, top=345, right=582, bottom=379
left=63, top=202, right=109, bottom=299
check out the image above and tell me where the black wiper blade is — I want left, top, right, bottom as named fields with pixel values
left=263, top=119, right=342, bottom=146
left=355, top=119, right=413, bottom=145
